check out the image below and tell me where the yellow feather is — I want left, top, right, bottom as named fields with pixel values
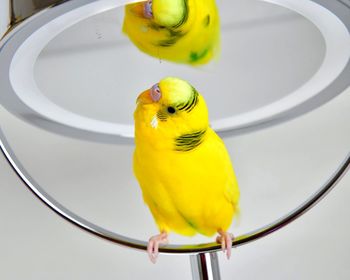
left=133, top=77, right=240, bottom=237
left=123, top=0, right=220, bottom=65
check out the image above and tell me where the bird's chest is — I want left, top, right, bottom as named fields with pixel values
left=134, top=143, right=216, bottom=199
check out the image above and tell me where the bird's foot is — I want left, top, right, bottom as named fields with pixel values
left=147, top=231, right=169, bottom=263
left=216, top=230, right=234, bottom=259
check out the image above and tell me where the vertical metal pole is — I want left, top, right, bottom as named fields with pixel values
left=190, top=252, right=221, bottom=280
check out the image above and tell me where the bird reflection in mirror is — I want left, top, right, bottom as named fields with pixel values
left=123, top=0, right=220, bottom=65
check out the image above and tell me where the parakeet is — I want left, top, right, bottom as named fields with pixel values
left=133, top=77, right=240, bottom=263
left=123, top=0, right=220, bottom=65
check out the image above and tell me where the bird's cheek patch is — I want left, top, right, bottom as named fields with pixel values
left=151, top=115, right=158, bottom=128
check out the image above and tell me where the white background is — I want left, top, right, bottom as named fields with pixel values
left=0, top=0, right=349, bottom=279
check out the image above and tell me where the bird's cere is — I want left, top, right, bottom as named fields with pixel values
left=150, top=83, right=162, bottom=102
left=144, top=0, right=153, bottom=18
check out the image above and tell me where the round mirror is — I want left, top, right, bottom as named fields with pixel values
left=0, top=0, right=349, bottom=279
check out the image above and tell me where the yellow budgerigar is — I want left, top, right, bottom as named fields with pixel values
left=133, top=77, right=240, bottom=263
left=123, top=0, right=220, bottom=65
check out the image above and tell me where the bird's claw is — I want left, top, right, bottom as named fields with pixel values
left=147, top=231, right=169, bottom=263
left=216, top=230, right=234, bottom=259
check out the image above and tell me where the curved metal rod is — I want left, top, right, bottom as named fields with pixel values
left=1, top=125, right=349, bottom=254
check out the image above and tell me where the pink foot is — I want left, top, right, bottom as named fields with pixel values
left=216, top=230, right=234, bottom=259
left=147, top=231, right=169, bottom=263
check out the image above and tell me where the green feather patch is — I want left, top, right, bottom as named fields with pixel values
left=175, top=129, right=206, bottom=152
left=189, top=48, right=209, bottom=63
left=172, top=0, right=189, bottom=28
left=176, top=87, right=199, bottom=113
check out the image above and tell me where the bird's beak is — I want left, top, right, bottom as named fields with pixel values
left=131, top=2, right=146, bottom=17
left=137, top=89, right=154, bottom=104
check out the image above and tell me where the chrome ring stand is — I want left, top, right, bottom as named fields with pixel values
left=0, top=124, right=349, bottom=279
left=1, top=0, right=350, bottom=279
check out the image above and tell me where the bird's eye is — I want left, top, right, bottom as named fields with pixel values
left=167, top=106, right=176, bottom=114
left=150, top=83, right=161, bottom=102
left=144, top=0, right=153, bottom=18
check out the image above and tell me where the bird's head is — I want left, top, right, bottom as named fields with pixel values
left=134, top=77, right=209, bottom=143
left=132, top=0, right=188, bottom=27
